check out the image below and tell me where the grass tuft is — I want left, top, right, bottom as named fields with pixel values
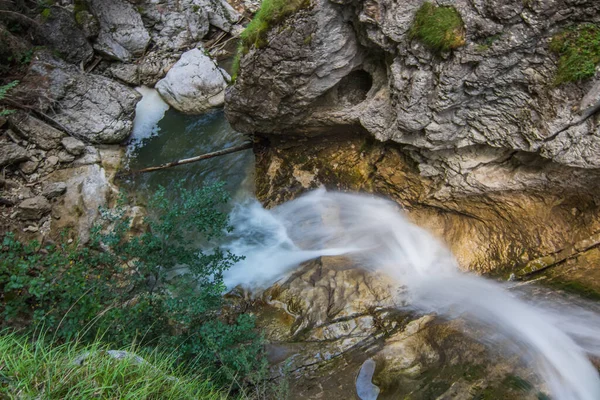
left=0, top=332, right=223, bottom=399
left=549, top=23, right=600, bottom=84
left=232, top=0, right=310, bottom=81
left=409, top=2, right=465, bottom=53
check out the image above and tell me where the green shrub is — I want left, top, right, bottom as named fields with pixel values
left=0, top=332, right=223, bottom=399
left=549, top=23, right=600, bottom=84
left=0, top=183, right=268, bottom=393
left=409, top=2, right=465, bottom=53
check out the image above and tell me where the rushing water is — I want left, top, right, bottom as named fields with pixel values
left=223, top=190, right=600, bottom=400
left=128, top=88, right=600, bottom=400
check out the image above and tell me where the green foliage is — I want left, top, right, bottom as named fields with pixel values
left=409, top=2, right=465, bottom=53
left=0, top=80, right=18, bottom=116
left=0, top=183, right=268, bottom=394
left=0, top=332, right=223, bottom=399
left=549, top=23, right=600, bottom=84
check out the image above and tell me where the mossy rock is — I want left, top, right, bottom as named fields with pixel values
left=550, top=23, right=600, bottom=84
left=410, top=2, right=465, bottom=53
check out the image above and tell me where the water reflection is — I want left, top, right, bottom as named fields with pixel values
left=125, top=107, right=254, bottom=202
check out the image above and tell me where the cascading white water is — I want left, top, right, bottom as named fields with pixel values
left=223, top=188, right=600, bottom=400
left=130, top=86, right=170, bottom=149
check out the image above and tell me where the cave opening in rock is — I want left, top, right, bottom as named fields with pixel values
left=337, top=69, right=373, bottom=106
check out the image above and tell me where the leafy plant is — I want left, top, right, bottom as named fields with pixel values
left=0, top=183, right=268, bottom=394
left=0, top=80, right=18, bottom=116
left=409, top=2, right=465, bottom=53
left=549, top=23, right=600, bottom=84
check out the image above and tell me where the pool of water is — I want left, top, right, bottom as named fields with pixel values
left=123, top=87, right=254, bottom=204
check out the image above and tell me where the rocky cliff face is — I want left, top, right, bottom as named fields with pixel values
left=226, top=0, right=600, bottom=275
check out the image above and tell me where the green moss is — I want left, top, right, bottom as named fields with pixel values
left=546, top=280, right=600, bottom=301
left=304, top=33, right=313, bottom=45
left=240, top=0, right=310, bottom=51
left=409, top=2, right=465, bottom=53
left=40, top=8, right=51, bottom=21
left=230, top=44, right=243, bottom=83
left=550, top=23, right=600, bottom=84
left=73, top=0, right=89, bottom=14
left=476, top=33, right=502, bottom=52
left=231, top=0, right=310, bottom=81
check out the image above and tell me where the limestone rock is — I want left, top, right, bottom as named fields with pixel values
left=137, top=51, right=180, bottom=86
left=226, top=0, right=600, bottom=169
left=37, top=6, right=93, bottom=64
left=75, top=10, right=100, bottom=39
left=89, top=0, right=150, bottom=62
left=156, top=48, right=229, bottom=114
left=18, top=196, right=51, bottom=220
left=47, top=146, right=122, bottom=243
left=0, top=142, right=28, bottom=167
left=106, top=63, right=140, bottom=86
left=61, top=137, right=86, bottom=156
left=23, top=51, right=141, bottom=144
left=57, top=150, right=76, bottom=163
left=42, top=182, right=67, bottom=199
left=8, top=112, right=65, bottom=150
left=199, top=0, right=240, bottom=33
left=136, top=0, right=210, bottom=51
left=19, top=160, right=39, bottom=174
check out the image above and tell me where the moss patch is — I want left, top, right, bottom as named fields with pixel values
left=550, top=23, right=600, bottom=84
left=410, top=2, right=465, bottom=53
left=240, top=0, right=310, bottom=50
left=546, top=279, right=600, bottom=301
left=232, top=0, right=310, bottom=80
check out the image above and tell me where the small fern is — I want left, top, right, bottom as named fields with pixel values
left=0, top=80, right=19, bottom=117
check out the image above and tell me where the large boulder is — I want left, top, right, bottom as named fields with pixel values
left=36, top=6, right=94, bottom=64
left=156, top=48, right=229, bottom=114
left=226, top=0, right=364, bottom=134
left=21, top=51, right=141, bottom=144
left=88, top=0, right=150, bottom=62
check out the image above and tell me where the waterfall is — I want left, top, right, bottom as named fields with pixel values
left=130, top=86, right=170, bottom=148
left=223, top=188, right=600, bottom=400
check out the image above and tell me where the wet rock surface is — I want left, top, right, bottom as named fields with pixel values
left=248, top=256, right=544, bottom=399
left=227, top=0, right=600, bottom=278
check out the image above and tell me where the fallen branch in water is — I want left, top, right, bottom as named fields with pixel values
left=117, top=142, right=253, bottom=177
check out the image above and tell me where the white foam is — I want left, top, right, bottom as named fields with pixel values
left=223, top=189, right=600, bottom=400
left=131, top=86, right=170, bottom=144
